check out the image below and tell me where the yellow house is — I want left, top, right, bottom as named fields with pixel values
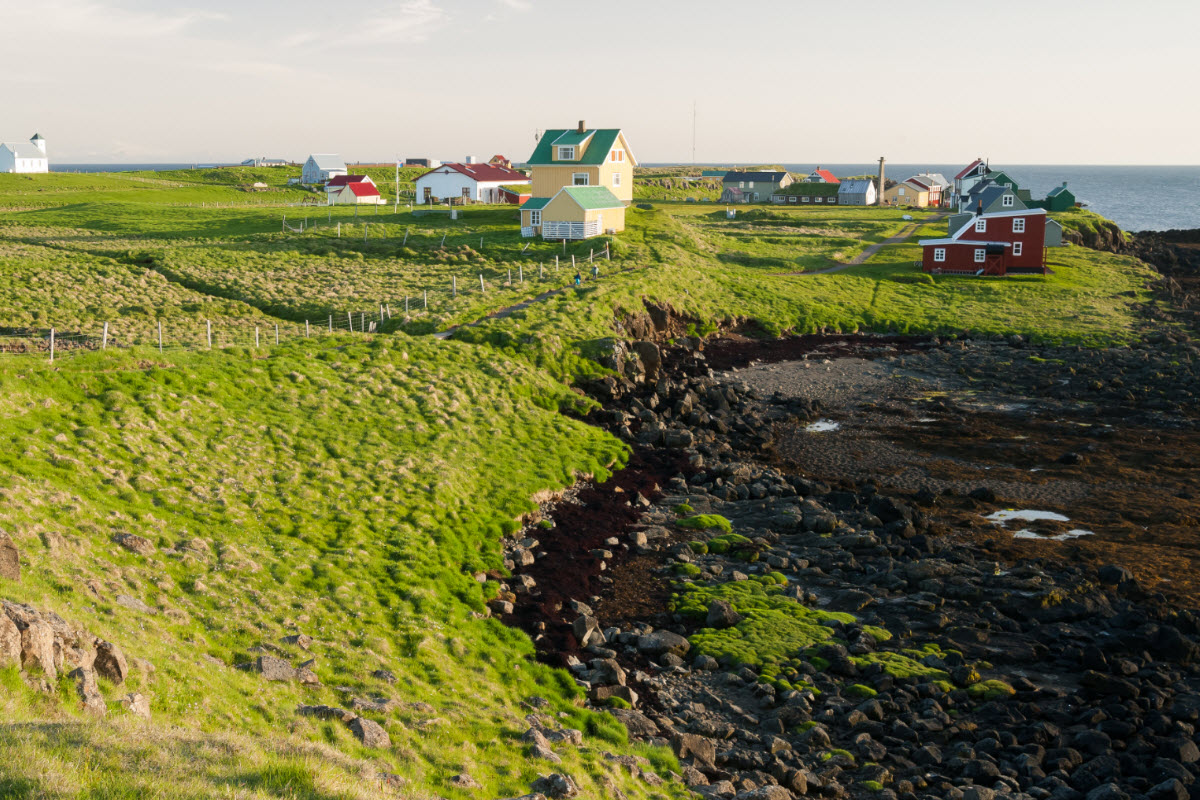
left=525, top=121, right=636, bottom=203
left=520, top=186, right=625, bottom=240
left=883, top=178, right=931, bottom=208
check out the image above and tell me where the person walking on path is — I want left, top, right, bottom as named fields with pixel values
left=573, top=272, right=582, bottom=287
left=591, top=264, right=600, bottom=279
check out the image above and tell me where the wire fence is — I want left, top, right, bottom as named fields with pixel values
left=0, top=244, right=618, bottom=362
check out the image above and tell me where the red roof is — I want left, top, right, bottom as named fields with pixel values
left=346, top=182, right=380, bottom=197
left=433, top=162, right=530, bottom=184
left=811, top=168, right=840, bottom=184
left=326, top=174, right=371, bottom=188
left=954, top=159, right=985, bottom=180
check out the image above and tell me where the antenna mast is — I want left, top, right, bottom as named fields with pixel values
left=692, top=101, right=697, bottom=165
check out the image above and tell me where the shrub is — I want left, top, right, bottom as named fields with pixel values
left=676, top=514, right=732, bottom=533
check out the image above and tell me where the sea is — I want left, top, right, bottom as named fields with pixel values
left=51, top=162, right=1200, bottom=233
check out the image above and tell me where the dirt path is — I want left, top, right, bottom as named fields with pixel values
left=774, top=212, right=948, bottom=276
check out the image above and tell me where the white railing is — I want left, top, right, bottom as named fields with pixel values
left=520, top=226, right=536, bottom=238
left=542, top=220, right=601, bottom=240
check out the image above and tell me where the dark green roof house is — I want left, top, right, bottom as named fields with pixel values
left=772, top=182, right=841, bottom=205
left=1043, top=182, right=1077, bottom=212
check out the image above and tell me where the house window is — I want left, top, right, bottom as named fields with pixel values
left=974, top=248, right=986, bottom=263
left=898, top=187, right=906, bottom=196
left=802, top=196, right=810, bottom=203
left=739, top=181, right=745, bottom=189
left=557, top=146, right=575, bottom=160
left=934, top=248, right=946, bottom=262
left=1002, top=194, right=1014, bottom=208
left=610, top=150, right=624, bottom=162
left=748, top=181, right=755, bottom=189
left=529, top=210, right=541, bottom=226
left=612, top=172, right=621, bottom=187
left=573, top=173, right=589, bottom=186
left=1012, top=218, right=1026, bottom=233
left=1013, top=241, right=1023, bottom=256
left=975, top=219, right=987, bottom=233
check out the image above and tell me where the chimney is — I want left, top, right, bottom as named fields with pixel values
left=876, top=157, right=885, bottom=206
left=1062, top=181, right=1068, bottom=188
left=577, top=120, right=586, bottom=134
left=976, top=198, right=984, bottom=217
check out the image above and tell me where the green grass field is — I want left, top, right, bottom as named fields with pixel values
left=0, top=168, right=1158, bottom=798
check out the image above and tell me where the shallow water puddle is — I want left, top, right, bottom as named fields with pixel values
left=805, top=419, right=841, bottom=433
left=1013, top=529, right=1095, bottom=542
left=986, top=509, right=1069, bottom=524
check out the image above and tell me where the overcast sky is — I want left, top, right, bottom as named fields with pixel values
left=3, top=0, right=1197, bottom=165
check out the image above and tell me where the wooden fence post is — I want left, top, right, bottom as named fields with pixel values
left=305, top=320, right=310, bottom=337
left=102, top=322, right=108, bottom=350
left=507, top=268, right=511, bottom=286
left=347, top=312, right=353, bottom=332
left=207, top=320, right=212, bottom=349
left=479, top=274, right=485, bottom=292
left=275, top=324, right=279, bottom=345
left=255, top=327, right=259, bottom=347
left=329, top=315, right=333, bottom=333
left=405, top=297, right=409, bottom=314
left=49, top=328, right=54, bottom=363
left=519, top=265, right=524, bottom=283
left=386, top=303, right=391, bottom=319
left=158, top=321, right=163, bottom=354
left=453, top=276, right=457, bottom=297
left=360, top=312, right=365, bottom=331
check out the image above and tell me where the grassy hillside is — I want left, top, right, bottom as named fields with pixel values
left=0, top=169, right=1161, bottom=798
left=0, top=338, right=688, bottom=799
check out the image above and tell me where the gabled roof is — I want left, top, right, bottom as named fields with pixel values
left=1047, top=183, right=1072, bottom=198
left=838, top=178, right=875, bottom=194
left=955, top=159, right=986, bottom=180
left=556, top=185, right=623, bottom=210
left=724, top=171, right=789, bottom=183
left=527, top=129, right=634, bottom=166
left=915, top=172, right=949, bottom=189
left=346, top=182, right=380, bottom=197
left=307, top=154, right=346, bottom=170
left=904, top=176, right=932, bottom=191
left=808, top=168, right=840, bottom=183
left=521, top=196, right=552, bottom=211
left=971, top=183, right=1024, bottom=210
left=435, top=162, right=531, bottom=184
left=326, top=174, right=371, bottom=188
left=919, top=207, right=1047, bottom=247
left=0, top=142, right=46, bottom=159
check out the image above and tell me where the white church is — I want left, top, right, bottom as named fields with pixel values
left=0, top=134, right=49, bottom=174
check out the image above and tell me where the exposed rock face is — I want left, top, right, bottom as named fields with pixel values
left=93, top=641, right=129, bottom=685
left=111, top=533, right=156, bottom=556
left=20, top=620, right=57, bottom=680
left=0, top=614, right=20, bottom=666
left=71, top=667, right=106, bottom=715
left=121, top=692, right=151, bottom=720
left=348, top=717, right=391, bottom=749
left=530, top=773, right=578, bottom=799
left=250, top=655, right=298, bottom=682
left=0, top=530, right=19, bottom=581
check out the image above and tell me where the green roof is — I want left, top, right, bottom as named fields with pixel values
left=527, top=129, right=623, bottom=166
left=776, top=182, right=839, bottom=197
left=521, top=196, right=552, bottom=211
left=550, top=129, right=595, bottom=147
left=558, top=186, right=623, bottom=210
left=1047, top=184, right=1072, bottom=197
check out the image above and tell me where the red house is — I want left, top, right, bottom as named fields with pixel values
left=919, top=208, right=1049, bottom=276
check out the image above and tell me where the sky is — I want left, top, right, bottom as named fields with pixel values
left=3, top=0, right=1198, bottom=165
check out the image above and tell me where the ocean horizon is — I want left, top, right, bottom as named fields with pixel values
left=49, top=162, right=1200, bottom=233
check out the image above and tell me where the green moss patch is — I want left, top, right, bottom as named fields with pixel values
left=676, top=514, right=732, bottom=534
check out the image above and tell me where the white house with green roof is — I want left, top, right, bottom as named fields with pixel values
left=525, top=120, right=636, bottom=203
left=520, top=185, right=625, bottom=240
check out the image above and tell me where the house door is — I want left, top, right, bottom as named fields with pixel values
left=984, top=254, right=1005, bottom=276
left=423, top=187, right=432, bottom=203
left=462, top=187, right=471, bottom=202
left=597, top=213, right=602, bottom=233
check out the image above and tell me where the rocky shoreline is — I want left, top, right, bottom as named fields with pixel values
left=492, top=333, right=1200, bottom=800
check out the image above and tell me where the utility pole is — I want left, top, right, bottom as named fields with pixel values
left=394, top=157, right=400, bottom=213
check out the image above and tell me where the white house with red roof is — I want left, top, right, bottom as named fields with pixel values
left=414, top=162, right=531, bottom=205
left=326, top=174, right=383, bottom=205
left=803, top=167, right=840, bottom=184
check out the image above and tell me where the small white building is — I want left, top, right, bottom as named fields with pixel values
left=301, top=153, right=347, bottom=184
left=414, top=162, right=531, bottom=205
left=0, top=133, right=48, bottom=174
left=837, top=178, right=877, bottom=206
